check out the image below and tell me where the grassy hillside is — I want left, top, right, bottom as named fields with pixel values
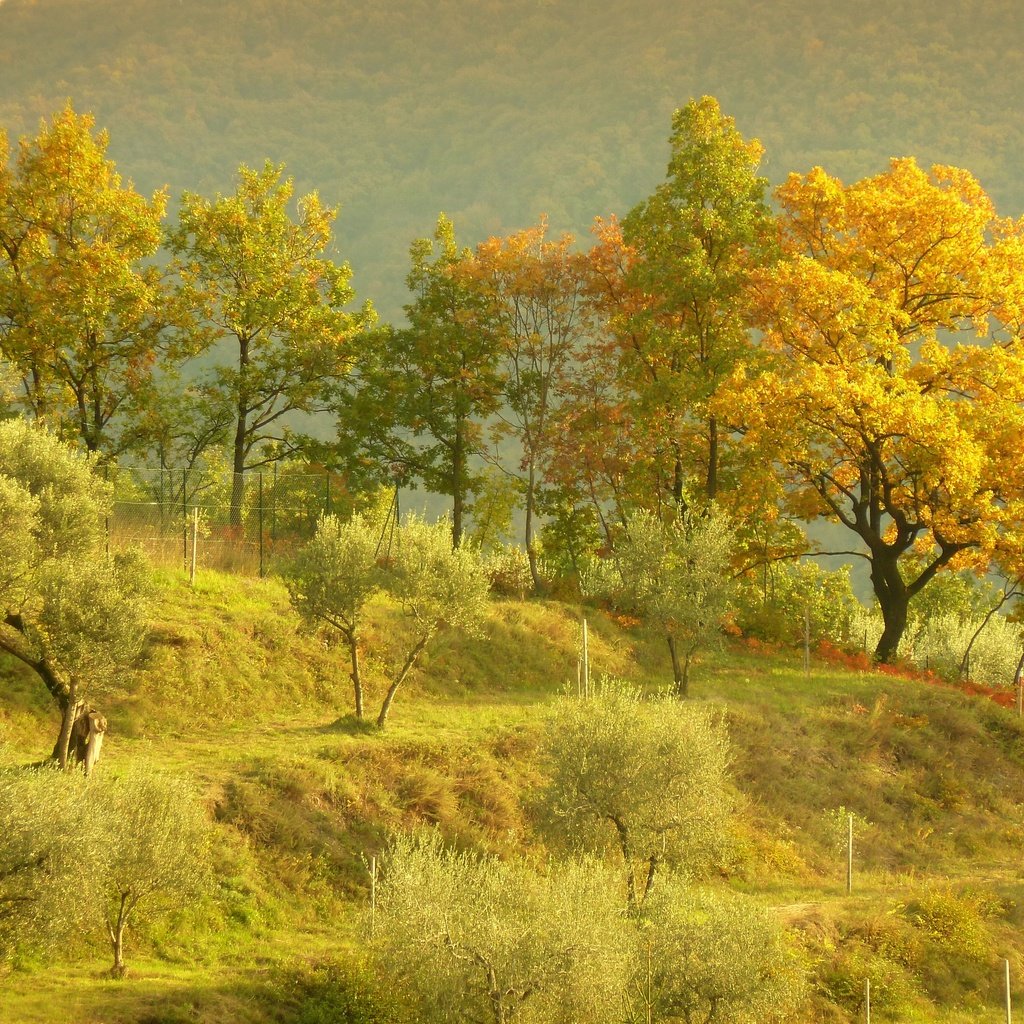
left=2, top=569, right=1024, bottom=1022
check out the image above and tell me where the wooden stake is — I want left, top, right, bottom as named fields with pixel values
left=370, top=855, right=378, bottom=939
left=803, top=605, right=810, bottom=673
left=582, top=616, right=590, bottom=698
left=847, top=813, right=854, bottom=896
left=1006, top=958, right=1013, bottom=1024
left=189, top=506, right=198, bottom=585
left=865, top=977, right=871, bottom=1023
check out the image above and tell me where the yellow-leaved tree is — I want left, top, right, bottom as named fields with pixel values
left=729, top=158, right=1024, bottom=662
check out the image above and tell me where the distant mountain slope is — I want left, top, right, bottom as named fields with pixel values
left=2, top=0, right=1022, bottom=317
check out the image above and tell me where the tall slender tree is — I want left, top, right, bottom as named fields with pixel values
left=169, top=161, right=373, bottom=525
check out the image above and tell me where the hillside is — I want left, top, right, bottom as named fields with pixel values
left=2, top=0, right=1023, bottom=318
left=2, top=569, right=1024, bottom=1022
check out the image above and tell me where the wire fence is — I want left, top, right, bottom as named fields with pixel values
left=108, top=464, right=350, bottom=577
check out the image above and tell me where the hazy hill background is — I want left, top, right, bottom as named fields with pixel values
left=1, top=0, right=1022, bottom=320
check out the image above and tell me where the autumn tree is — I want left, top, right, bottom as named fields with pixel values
left=538, top=682, right=732, bottom=912
left=168, top=161, right=374, bottom=525
left=375, top=833, right=630, bottom=1024
left=0, top=106, right=184, bottom=457
left=333, top=214, right=503, bottom=548
left=611, top=96, right=775, bottom=510
left=0, top=418, right=148, bottom=765
left=734, top=158, right=1024, bottom=662
left=467, top=219, right=591, bottom=589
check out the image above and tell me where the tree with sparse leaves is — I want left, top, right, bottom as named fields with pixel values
left=604, top=507, right=734, bottom=695
left=377, top=514, right=490, bottom=727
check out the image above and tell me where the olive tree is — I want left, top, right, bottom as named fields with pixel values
left=633, top=874, right=805, bottom=1024
left=88, top=767, right=211, bottom=978
left=374, top=833, right=631, bottom=1024
left=607, top=507, right=734, bottom=695
left=0, top=418, right=148, bottom=767
left=285, top=512, right=384, bottom=720
left=377, top=514, right=489, bottom=728
left=0, top=768, right=97, bottom=962
left=538, top=681, right=731, bottom=912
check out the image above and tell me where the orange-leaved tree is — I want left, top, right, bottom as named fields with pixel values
left=731, top=158, right=1024, bottom=662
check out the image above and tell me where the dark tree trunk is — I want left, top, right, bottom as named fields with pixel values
left=451, top=422, right=464, bottom=548
left=524, top=460, right=541, bottom=594
left=871, top=553, right=909, bottom=664
left=230, top=338, right=250, bottom=528
left=667, top=635, right=689, bottom=697
left=347, top=630, right=364, bottom=720
left=706, top=414, right=718, bottom=501
left=54, top=680, right=81, bottom=771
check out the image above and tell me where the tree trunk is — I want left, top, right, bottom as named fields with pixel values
left=706, top=414, right=718, bottom=501
left=871, top=554, right=909, bottom=664
left=54, top=680, right=81, bottom=771
left=377, top=633, right=431, bottom=728
left=667, top=635, right=688, bottom=697
left=451, top=421, right=466, bottom=548
left=230, top=338, right=250, bottom=528
left=107, top=893, right=129, bottom=979
left=524, top=460, right=541, bottom=594
left=347, top=631, right=364, bottom=720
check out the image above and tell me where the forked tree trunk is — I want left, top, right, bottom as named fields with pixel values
left=108, top=892, right=130, bottom=978
left=54, top=679, right=81, bottom=771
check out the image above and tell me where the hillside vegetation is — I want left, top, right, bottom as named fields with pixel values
left=2, top=568, right=1024, bottom=1022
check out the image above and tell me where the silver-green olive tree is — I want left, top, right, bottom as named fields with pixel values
left=285, top=512, right=384, bottom=721
left=634, top=874, right=805, bottom=1024
left=377, top=514, right=489, bottom=728
left=374, top=833, right=631, bottom=1024
left=0, top=418, right=148, bottom=767
left=538, top=681, right=732, bottom=912
left=0, top=768, right=97, bottom=962
left=606, top=506, right=734, bottom=695
left=88, top=767, right=210, bottom=978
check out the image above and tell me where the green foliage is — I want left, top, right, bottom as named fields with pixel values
left=907, top=886, right=1003, bottom=964
left=0, top=764, right=210, bottom=977
left=332, top=215, right=503, bottom=547
left=0, top=417, right=148, bottom=754
left=482, top=543, right=534, bottom=598
left=374, top=832, right=631, bottom=1024
left=600, top=507, right=734, bottom=694
left=88, top=766, right=211, bottom=976
left=734, top=560, right=860, bottom=647
left=0, top=767, right=94, bottom=962
left=538, top=680, right=732, bottom=910
left=167, top=161, right=375, bottom=519
left=636, top=875, right=805, bottom=1024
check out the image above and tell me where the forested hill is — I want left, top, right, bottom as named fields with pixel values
left=1, top=0, right=1022, bottom=317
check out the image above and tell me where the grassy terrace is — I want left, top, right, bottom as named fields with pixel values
left=2, top=569, right=1023, bottom=1023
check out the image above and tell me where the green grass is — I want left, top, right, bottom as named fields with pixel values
left=3, top=568, right=1024, bottom=1022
